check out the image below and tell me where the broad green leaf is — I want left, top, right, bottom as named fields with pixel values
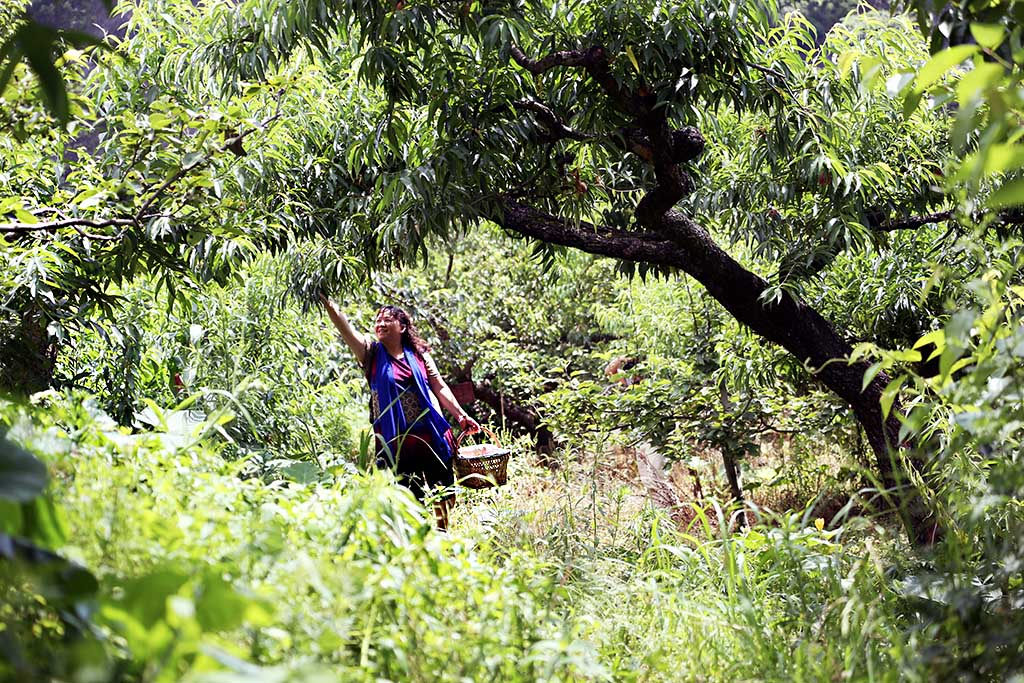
left=149, top=113, right=174, bottom=129
left=20, top=24, right=69, bottom=124
left=880, top=375, right=906, bottom=419
left=196, top=574, right=253, bottom=632
left=970, top=22, right=1006, bottom=50
left=913, top=45, right=980, bottom=91
left=21, top=494, right=67, bottom=548
left=77, top=189, right=107, bottom=210
left=986, top=178, right=1024, bottom=208
left=14, top=207, right=37, bottom=224
left=0, top=437, right=48, bottom=502
left=982, top=143, right=1024, bottom=176
left=888, top=349, right=922, bottom=363
left=182, top=151, right=205, bottom=168
left=913, top=329, right=946, bottom=351
left=885, top=71, right=915, bottom=97
left=0, top=500, right=23, bottom=533
left=0, top=40, right=19, bottom=96
left=956, top=62, right=1003, bottom=105
left=118, top=568, right=190, bottom=627
left=862, top=362, right=884, bottom=391
left=951, top=95, right=983, bottom=152
left=837, top=50, right=857, bottom=80
left=902, top=88, right=924, bottom=119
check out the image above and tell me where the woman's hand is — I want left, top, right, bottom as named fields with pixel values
left=458, top=414, right=481, bottom=434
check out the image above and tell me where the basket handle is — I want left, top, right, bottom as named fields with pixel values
left=456, top=424, right=502, bottom=449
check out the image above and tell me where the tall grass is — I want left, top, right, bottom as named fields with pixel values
left=5, top=391, right=1012, bottom=682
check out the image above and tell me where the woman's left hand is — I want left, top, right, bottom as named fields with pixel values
left=458, top=414, right=481, bottom=434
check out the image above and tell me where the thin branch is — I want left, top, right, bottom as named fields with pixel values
left=0, top=216, right=134, bottom=235
left=0, top=110, right=285, bottom=240
left=31, top=206, right=70, bottom=220
left=747, top=62, right=788, bottom=81
left=511, top=97, right=595, bottom=142
left=119, top=139, right=145, bottom=183
left=873, top=210, right=954, bottom=232
left=135, top=111, right=282, bottom=221
left=511, top=43, right=648, bottom=118
left=509, top=44, right=594, bottom=74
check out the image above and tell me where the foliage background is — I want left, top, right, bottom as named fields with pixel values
left=2, top=0, right=1024, bottom=680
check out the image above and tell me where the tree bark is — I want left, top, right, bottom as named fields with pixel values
left=472, top=379, right=557, bottom=458
left=496, top=198, right=934, bottom=543
left=721, top=449, right=747, bottom=529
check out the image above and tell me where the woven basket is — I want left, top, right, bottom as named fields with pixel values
left=454, top=426, right=509, bottom=489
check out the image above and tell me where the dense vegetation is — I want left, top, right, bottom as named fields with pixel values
left=2, top=0, right=1024, bottom=680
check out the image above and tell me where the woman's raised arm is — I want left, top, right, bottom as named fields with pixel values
left=320, top=294, right=369, bottom=365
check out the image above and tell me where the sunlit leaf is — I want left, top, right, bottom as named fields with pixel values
left=913, top=44, right=979, bottom=91
left=969, top=22, right=1006, bottom=50
left=986, top=178, right=1024, bottom=208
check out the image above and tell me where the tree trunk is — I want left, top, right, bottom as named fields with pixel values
left=497, top=199, right=935, bottom=543
left=718, top=385, right=748, bottom=529
left=721, top=449, right=747, bottom=529
left=0, top=306, right=57, bottom=396
left=472, top=379, right=557, bottom=459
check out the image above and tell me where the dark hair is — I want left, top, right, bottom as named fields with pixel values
left=377, top=305, right=431, bottom=355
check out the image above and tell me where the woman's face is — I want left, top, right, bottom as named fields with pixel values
left=374, top=309, right=405, bottom=343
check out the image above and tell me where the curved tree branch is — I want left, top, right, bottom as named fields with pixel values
left=509, top=44, right=594, bottom=74
left=511, top=98, right=595, bottom=142
left=873, top=210, right=955, bottom=232
left=0, top=111, right=283, bottom=241
left=510, top=43, right=649, bottom=117
left=0, top=216, right=134, bottom=235
left=496, top=196, right=933, bottom=540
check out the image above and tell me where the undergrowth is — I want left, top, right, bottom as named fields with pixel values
left=0, top=392, right=943, bottom=683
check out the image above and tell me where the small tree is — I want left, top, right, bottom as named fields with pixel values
left=183, top=0, right=955, bottom=540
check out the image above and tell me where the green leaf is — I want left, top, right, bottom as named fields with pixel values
left=625, top=46, right=640, bottom=74
left=862, top=362, right=884, bottom=391
left=913, top=329, right=946, bottom=352
left=986, top=178, right=1024, bottom=208
left=14, top=207, right=38, bottom=224
left=21, top=494, right=67, bottom=548
left=0, top=437, right=48, bottom=503
left=887, top=349, right=922, bottom=362
left=980, top=142, right=1024, bottom=176
left=0, top=39, right=19, bottom=96
left=19, top=24, right=69, bottom=124
left=885, top=71, right=915, bottom=97
left=182, top=151, right=205, bottom=168
left=119, top=568, right=190, bottom=627
left=196, top=573, right=251, bottom=632
left=76, top=188, right=106, bottom=210
left=149, top=113, right=174, bottom=129
left=970, top=22, right=1006, bottom=50
left=0, top=500, right=23, bottom=534
left=902, top=88, right=924, bottom=119
left=956, top=62, right=1003, bottom=105
left=880, top=374, right=906, bottom=419
left=913, top=45, right=980, bottom=92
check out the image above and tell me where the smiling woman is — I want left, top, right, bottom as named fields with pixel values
left=320, top=295, right=480, bottom=529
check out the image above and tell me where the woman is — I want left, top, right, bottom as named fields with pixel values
left=320, top=295, right=480, bottom=528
